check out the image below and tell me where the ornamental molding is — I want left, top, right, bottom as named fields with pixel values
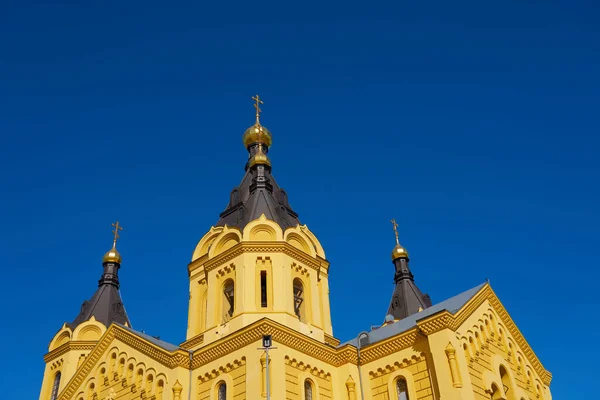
left=367, top=352, right=427, bottom=378
left=44, top=341, right=97, bottom=362
left=485, top=288, right=553, bottom=386
left=198, top=357, right=246, bottom=383
left=422, top=284, right=552, bottom=386
left=58, top=329, right=116, bottom=400
left=291, top=262, right=310, bottom=277
left=113, top=328, right=189, bottom=368
left=284, top=355, right=332, bottom=380
left=417, top=311, right=453, bottom=335
left=202, top=242, right=329, bottom=275
left=324, top=333, right=340, bottom=348
left=359, top=328, right=420, bottom=364
left=181, top=333, right=205, bottom=350
left=191, top=319, right=342, bottom=368
left=216, top=263, right=236, bottom=279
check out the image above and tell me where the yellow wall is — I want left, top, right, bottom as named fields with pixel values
left=39, top=216, right=552, bottom=400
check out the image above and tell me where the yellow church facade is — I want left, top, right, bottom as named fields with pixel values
left=39, top=98, right=552, bottom=400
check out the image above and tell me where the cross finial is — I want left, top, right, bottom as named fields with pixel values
left=252, top=94, right=264, bottom=123
left=390, top=218, right=399, bottom=245
left=111, top=221, right=123, bottom=247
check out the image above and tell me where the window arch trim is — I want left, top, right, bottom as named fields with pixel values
left=210, top=375, right=234, bottom=400
left=386, top=370, right=417, bottom=400
left=50, top=371, right=61, bottom=400
left=298, top=373, right=319, bottom=400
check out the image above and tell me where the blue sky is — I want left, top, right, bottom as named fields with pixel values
left=1, top=1, right=598, bottom=398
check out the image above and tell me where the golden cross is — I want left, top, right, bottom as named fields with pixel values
left=252, top=94, right=264, bottom=123
left=390, top=218, right=399, bottom=245
left=111, top=221, right=123, bottom=246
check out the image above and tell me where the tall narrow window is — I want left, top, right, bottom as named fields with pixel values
left=396, top=378, right=409, bottom=400
left=260, top=271, right=268, bottom=307
left=218, top=382, right=227, bottom=400
left=304, top=380, right=313, bottom=400
left=50, top=372, right=61, bottom=400
left=293, top=278, right=305, bottom=321
left=222, top=280, right=235, bottom=322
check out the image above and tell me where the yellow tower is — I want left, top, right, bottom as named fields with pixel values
left=38, top=98, right=553, bottom=400
left=185, top=96, right=332, bottom=347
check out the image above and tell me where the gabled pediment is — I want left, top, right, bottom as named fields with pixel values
left=417, top=283, right=552, bottom=386
left=58, top=324, right=188, bottom=400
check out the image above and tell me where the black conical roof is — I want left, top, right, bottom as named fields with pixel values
left=68, top=259, right=131, bottom=329
left=387, top=257, right=432, bottom=320
left=216, top=142, right=299, bottom=230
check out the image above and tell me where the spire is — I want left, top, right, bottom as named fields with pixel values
left=386, top=219, right=431, bottom=320
left=68, top=222, right=131, bottom=329
left=217, top=95, right=300, bottom=230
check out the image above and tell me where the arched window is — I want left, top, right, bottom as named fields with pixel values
left=304, top=380, right=313, bottom=400
left=50, top=372, right=61, bottom=400
left=489, top=383, right=502, bottom=400
left=500, top=365, right=515, bottom=400
left=396, top=377, right=409, bottom=400
left=293, top=278, right=305, bottom=321
left=156, top=380, right=165, bottom=400
left=222, top=280, right=235, bottom=322
left=218, top=382, right=227, bottom=400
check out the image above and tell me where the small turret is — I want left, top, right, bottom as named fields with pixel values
left=386, top=219, right=432, bottom=320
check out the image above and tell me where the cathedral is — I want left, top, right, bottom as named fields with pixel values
left=39, top=97, right=553, bottom=400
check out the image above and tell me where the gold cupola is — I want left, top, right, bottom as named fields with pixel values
left=102, top=221, right=123, bottom=264
left=248, top=143, right=271, bottom=168
left=390, top=218, right=409, bottom=260
left=391, top=242, right=409, bottom=260
left=243, top=94, right=272, bottom=149
left=243, top=123, right=272, bottom=149
left=103, top=245, right=122, bottom=264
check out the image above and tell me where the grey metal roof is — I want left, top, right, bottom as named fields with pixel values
left=116, top=323, right=180, bottom=352
left=341, top=282, right=487, bottom=348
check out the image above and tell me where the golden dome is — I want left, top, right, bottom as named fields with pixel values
left=248, top=145, right=271, bottom=168
left=243, top=123, right=272, bottom=149
left=391, top=243, right=409, bottom=260
left=103, top=245, right=122, bottom=264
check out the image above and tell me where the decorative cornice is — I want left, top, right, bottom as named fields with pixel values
left=58, top=329, right=116, bottom=400
left=180, top=333, right=204, bottom=350
left=198, top=357, right=246, bottom=382
left=284, top=355, right=332, bottom=380
left=485, top=287, right=553, bottom=386
left=417, top=311, right=453, bottom=335
left=367, top=352, right=427, bottom=378
left=324, top=333, right=340, bottom=348
left=44, top=341, right=97, bottom=362
left=191, top=318, right=342, bottom=367
left=202, top=242, right=329, bottom=275
left=414, top=284, right=552, bottom=386
left=359, top=328, right=420, bottom=364
left=113, top=327, right=190, bottom=368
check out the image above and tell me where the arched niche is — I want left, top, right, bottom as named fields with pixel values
left=243, top=214, right=283, bottom=242
left=285, top=231, right=313, bottom=256
left=299, top=225, right=326, bottom=258
left=73, top=317, right=106, bottom=341
left=49, top=326, right=73, bottom=351
left=191, top=226, right=224, bottom=261
left=209, top=228, right=242, bottom=258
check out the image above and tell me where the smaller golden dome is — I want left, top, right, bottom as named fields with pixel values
left=243, top=123, right=272, bottom=149
left=248, top=145, right=271, bottom=168
left=103, top=245, right=122, bottom=264
left=391, top=243, right=409, bottom=260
